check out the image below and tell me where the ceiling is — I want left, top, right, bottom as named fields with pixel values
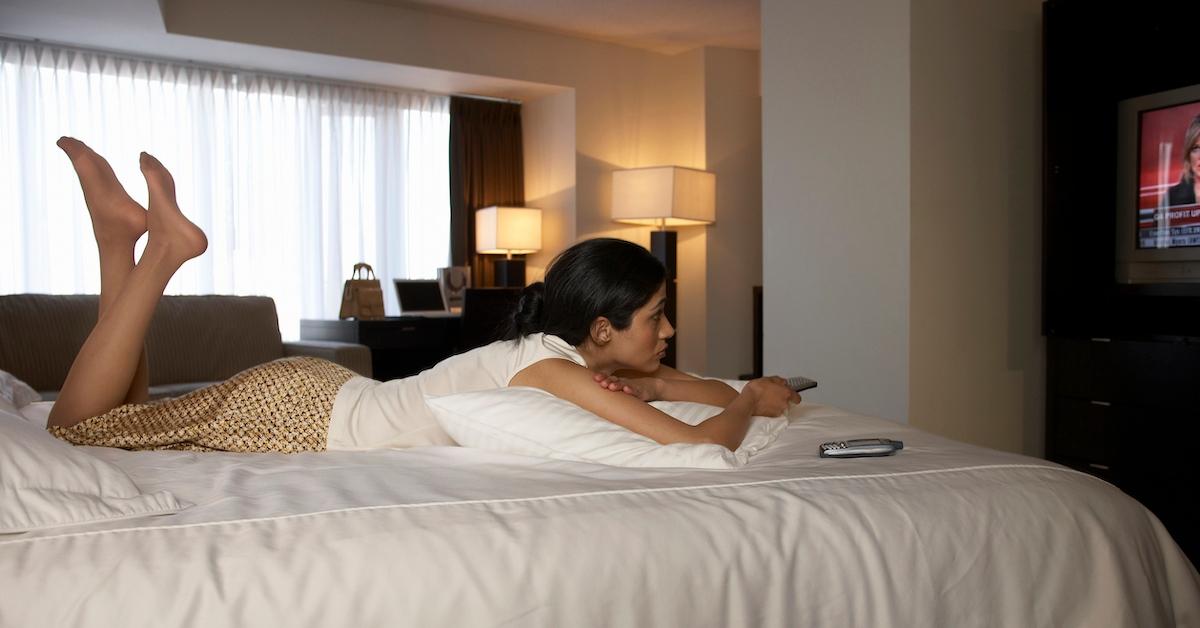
left=366, top=0, right=761, bottom=54
left=0, top=0, right=566, bottom=100
left=0, top=0, right=760, bottom=101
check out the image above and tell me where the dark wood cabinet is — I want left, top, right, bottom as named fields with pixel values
left=1044, top=0, right=1200, bottom=566
left=1045, top=336, right=1200, bottom=563
left=300, top=317, right=460, bottom=381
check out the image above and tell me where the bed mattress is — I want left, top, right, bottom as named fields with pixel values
left=3, top=403, right=1198, bottom=627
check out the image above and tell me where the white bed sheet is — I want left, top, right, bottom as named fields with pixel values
left=3, top=403, right=1198, bottom=627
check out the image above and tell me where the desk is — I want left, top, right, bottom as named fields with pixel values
left=300, top=316, right=460, bottom=381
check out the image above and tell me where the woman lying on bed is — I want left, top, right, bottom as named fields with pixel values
left=46, top=138, right=799, bottom=453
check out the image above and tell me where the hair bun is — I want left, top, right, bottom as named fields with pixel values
left=505, top=282, right=546, bottom=339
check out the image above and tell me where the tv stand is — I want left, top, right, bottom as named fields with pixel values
left=1045, top=335, right=1200, bottom=564
left=1113, top=282, right=1200, bottom=298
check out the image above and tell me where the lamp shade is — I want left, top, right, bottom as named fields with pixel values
left=475, top=206, right=542, bottom=254
left=611, top=166, right=716, bottom=227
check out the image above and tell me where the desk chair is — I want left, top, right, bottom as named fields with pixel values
left=460, top=288, right=522, bottom=351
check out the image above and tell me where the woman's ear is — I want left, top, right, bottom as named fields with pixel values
left=590, top=317, right=612, bottom=346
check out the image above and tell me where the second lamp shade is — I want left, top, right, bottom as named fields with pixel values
left=475, top=206, right=542, bottom=255
left=611, top=166, right=716, bottom=227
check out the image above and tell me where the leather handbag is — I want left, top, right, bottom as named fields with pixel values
left=339, top=263, right=386, bottom=320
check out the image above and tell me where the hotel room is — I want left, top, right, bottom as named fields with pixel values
left=1, top=0, right=1199, bottom=625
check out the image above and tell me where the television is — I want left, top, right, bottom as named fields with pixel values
left=1116, top=84, right=1200, bottom=285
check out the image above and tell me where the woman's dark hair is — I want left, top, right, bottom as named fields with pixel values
left=503, top=238, right=667, bottom=346
left=1181, top=114, right=1200, bottom=185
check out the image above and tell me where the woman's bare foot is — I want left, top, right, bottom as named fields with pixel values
left=56, top=137, right=147, bottom=247
left=139, top=152, right=208, bottom=266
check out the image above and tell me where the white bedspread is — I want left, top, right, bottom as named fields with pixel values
left=3, top=403, right=1198, bottom=627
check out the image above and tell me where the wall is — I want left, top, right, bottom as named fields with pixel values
left=161, top=0, right=753, bottom=374
left=522, top=89, right=577, bottom=282
left=762, top=0, right=1044, bottom=454
left=909, top=0, right=1043, bottom=454
left=761, top=0, right=912, bottom=421
left=703, top=48, right=762, bottom=378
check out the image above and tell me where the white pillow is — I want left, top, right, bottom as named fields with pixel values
left=0, top=407, right=188, bottom=534
left=426, top=386, right=786, bottom=469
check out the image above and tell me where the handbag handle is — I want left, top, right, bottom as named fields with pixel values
left=351, top=263, right=376, bottom=280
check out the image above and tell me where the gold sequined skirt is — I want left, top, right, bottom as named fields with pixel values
left=48, top=357, right=356, bottom=453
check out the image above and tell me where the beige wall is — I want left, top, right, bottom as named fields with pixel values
left=162, top=0, right=758, bottom=374
left=909, top=0, right=1044, bottom=455
left=703, top=48, right=762, bottom=378
left=522, top=89, right=577, bottom=282
left=761, top=0, right=912, bottom=421
left=762, top=0, right=1044, bottom=454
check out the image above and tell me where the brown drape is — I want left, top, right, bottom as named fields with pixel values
left=449, top=96, right=525, bottom=287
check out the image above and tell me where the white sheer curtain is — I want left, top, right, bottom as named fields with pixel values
left=0, top=40, right=450, bottom=338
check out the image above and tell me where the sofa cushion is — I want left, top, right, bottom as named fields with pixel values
left=0, top=294, right=99, bottom=393
left=144, top=296, right=284, bottom=387
left=0, top=294, right=285, bottom=394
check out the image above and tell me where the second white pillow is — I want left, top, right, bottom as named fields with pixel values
left=426, top=386, right=786, bottom=469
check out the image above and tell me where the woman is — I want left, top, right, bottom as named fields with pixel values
left=1166, top=114, right=1200, bottom=207
left=47, top=138, right=798, bottom=453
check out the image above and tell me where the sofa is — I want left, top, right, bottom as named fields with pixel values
left=0, top=294, right=372, bottom=401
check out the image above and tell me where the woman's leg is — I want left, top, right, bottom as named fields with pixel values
left=56, top=137, right=152, bottom=405
left=47, top=147, right=207, bottom=429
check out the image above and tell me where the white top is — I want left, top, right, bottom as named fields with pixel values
left=327, top=333, right=587, bottom=450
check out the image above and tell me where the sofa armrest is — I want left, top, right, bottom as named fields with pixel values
left=283, top=341, right=373, bottom=378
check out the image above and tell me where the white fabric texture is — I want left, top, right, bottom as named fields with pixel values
left=18, top=400, right=54, bottom=427
left=0, top=39, right=450, bottom=339
left=427, top=386, right=787, bottom=468
left=0, top=369, right=40, bottom=411
left=328, top=333, right=588, bottom=450
left=0, top=407, right=186, bottom=534
left=1, top=403, right=1196, bottom=627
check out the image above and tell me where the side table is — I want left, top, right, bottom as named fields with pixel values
left=300, top=316, right=460, bottom=381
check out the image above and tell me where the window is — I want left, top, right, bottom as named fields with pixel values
left=0, top=40, right=450, bottom=338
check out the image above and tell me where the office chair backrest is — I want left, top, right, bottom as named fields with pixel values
left=460, top=288, right=522, bottom=351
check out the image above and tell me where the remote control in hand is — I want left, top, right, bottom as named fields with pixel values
left=785, top=376, right=818, bottom=392
left=819, top=438, right=904, bottom=458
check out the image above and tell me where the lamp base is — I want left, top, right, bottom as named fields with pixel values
left=650, top=230, right=677, bottom=368
left=493, top=258, right=525, bottom=287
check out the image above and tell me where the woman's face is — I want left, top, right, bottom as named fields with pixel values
left=608, top=283, right=674, bottom=372
left=1189, top=141, right=1200, bottom=181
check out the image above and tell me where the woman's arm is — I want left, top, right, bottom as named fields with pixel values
left=597, top=364, right=737, bottom=406
left=515, top=359, right=796, bottom=450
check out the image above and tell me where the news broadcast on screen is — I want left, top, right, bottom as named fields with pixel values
left=1137, top=100, right=1200, bottom=249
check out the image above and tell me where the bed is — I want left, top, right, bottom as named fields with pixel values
left=2, top=397, right=1198, bottom=627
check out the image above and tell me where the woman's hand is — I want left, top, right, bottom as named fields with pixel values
left=741, top=377, right=801, bottom=417
left=593, top=372, right=662, bottom=402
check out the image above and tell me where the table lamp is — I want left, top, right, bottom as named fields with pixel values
left=475, top=206, right=542, bottom=287
left=611, top=166, right=716, bottom=366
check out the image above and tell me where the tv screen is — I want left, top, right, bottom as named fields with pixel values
left=1116, top=83, right=1200, bottom=285
left=1136, top=100, right=1200, bottom=249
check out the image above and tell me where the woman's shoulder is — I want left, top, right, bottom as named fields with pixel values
left=1168, top=180, right=1196, bottom=205
left=497, top=333, right=587, bottom=387
left=503, top=333, right=587, bottom=369
left=536, top=333, right=587, bottom=364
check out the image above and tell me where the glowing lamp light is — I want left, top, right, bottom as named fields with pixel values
left=612, top=166, right=716, bottom=228
left=475, top=206, right=543, bottom=257
left=475, top=206, right=543, bottom=287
